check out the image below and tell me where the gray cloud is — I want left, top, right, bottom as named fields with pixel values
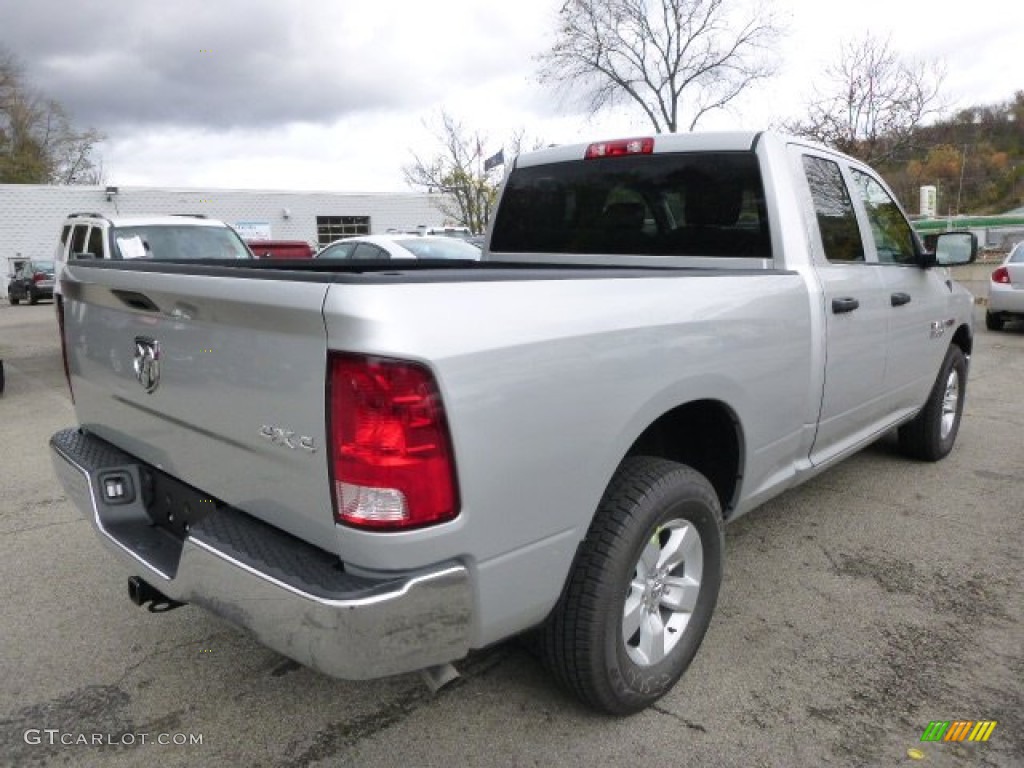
left=2, top=0, right=541, bottom=134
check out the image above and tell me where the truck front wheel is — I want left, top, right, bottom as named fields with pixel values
left=898, top=344, right=967, bottom=461
left=541, top=456, right=723, bottom=714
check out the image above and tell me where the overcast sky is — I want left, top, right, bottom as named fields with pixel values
left=1, top=0, right=1018, bottom=192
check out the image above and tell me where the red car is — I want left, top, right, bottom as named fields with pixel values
left=246, top=240, right=315, bottom=260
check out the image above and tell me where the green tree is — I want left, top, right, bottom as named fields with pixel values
left=0, top=49, right=104, bottom=184
left=538, top=0, right=782, bottom=133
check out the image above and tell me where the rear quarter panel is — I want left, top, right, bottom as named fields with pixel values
left=323, top=272, right=813, bottom=644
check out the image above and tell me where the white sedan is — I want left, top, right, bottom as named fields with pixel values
left=316, top=234, right=481, bottom=261
left=986, top=241, right=1024, bottom=331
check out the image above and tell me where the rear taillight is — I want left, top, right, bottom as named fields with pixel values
left=992, top=266, right=1010, bottom=284
left=585, top=137, right=654, bottom=159
left=328, top=352, right=458, bottom=531
left=55, top=295, right=74, bottom=402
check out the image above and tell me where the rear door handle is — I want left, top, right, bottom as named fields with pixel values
left=831, top=297, right=860, bottom=314
left=891, top=292, right=911, bottom=307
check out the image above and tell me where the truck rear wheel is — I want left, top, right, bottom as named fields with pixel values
left=541, top=456, right=723, bottom=714
left=898, top=344, right=967, bottom=461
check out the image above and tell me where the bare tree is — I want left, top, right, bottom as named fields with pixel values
left=49, top=111, right=105, bottom=185
left=0, top=49, right=104, bottom=184
left=784, top=34, right=945, bottom=165
left=538, top=0, right=781, bottom=133
left=404, top=111, right=538, bottom=233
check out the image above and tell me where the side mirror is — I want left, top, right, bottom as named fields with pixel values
left=931, top=231, right=977, bottom=267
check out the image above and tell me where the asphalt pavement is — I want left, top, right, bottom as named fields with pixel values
left=0, top=299, right=1021, bottom=768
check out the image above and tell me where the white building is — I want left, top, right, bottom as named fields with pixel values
left=2, top=183, right=451, bottom=284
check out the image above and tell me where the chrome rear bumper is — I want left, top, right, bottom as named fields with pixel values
left=50, top=427, right=473, bottom=680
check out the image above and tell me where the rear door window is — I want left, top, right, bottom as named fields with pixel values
left=316, top=242, right=358, bottom=259
left=85, top=226, right=105, bottom=258
left=69, top=224, right=90, bottom=257
left=351, top=243, right=389, bottom=260
left=802, top=156, right=865, bottom=263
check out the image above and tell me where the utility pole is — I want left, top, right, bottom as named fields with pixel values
left=955, top=144, right=968, bottom=216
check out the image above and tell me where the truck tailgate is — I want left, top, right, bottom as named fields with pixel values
left=62, top=263, right=337, bottom=551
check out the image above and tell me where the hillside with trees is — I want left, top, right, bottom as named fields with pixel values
left=779, top=30, right=1021, bottom=219
left=875, top=91, right=1024, bottom=217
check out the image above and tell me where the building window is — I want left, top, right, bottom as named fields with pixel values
left=316, top=216, right=370, bottom=246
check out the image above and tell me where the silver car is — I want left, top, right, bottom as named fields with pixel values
left=316, top=234, right=481, bottom=261
left=986, top=242, right=1024, bottom=330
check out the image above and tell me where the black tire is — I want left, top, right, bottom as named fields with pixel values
left=898, top=345, right=967, bottom=461
left=985, top=310, right=1004, bottom=331
left=541, top=456, right=724, bottom=714
left=28, top=287, right=38, bottom=305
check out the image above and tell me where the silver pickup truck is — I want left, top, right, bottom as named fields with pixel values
left=50, top=131, right=977, bottom=714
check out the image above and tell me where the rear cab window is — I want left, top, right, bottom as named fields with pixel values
left=489, top=151, right=771, bottom=258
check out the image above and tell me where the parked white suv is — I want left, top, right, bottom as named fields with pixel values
left=54, top=213, right=252, bottom=294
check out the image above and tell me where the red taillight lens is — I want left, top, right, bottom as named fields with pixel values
left=33, top=272, right=45, bottom=283
left=585, top=137, right=654, bottom=159
left=992, top=266, right=1010, bottom=284
left=328, top=352, right=458, bottom=530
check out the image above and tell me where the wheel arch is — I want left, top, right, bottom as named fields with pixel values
left=623, top=399, right=744, bottom=519
left=951, top=322, right=972, bottom=358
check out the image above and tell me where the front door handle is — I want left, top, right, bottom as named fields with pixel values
left=832, top=297, right=860, bottom=314
left=891, top=292, right=911, bottom=307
